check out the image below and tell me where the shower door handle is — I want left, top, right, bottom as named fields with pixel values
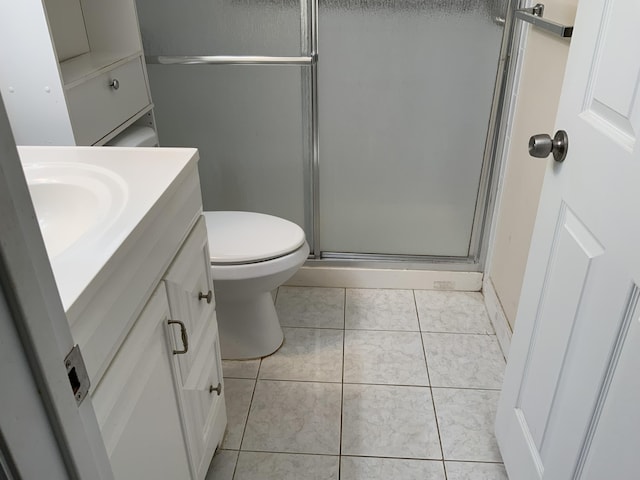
left=528, top=130, right=568, bottom=162
left=146, top=55, right=316, bottom=66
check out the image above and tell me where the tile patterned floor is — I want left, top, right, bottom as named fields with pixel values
left=206, top=287, right=508, bottom=480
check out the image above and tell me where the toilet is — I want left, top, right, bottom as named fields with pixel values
left=107, top=127, right=309, bottom=359
left=203, top=212, right=309, bottom=360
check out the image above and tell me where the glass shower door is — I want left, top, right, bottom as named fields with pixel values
left=136, top=0, right=508, bottom=262
left=135, top=0, right=313, bottom=244
left=318, top=0, right=507, bottom=257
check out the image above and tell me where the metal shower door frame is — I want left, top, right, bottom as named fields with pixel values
left=145, top=0, right=319, bottom=255
left=146, top=0, right=519, bottom=271
left=311, top=0, right=521, bottom=271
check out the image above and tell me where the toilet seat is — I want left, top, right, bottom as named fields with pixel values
left=203, top=211, right=306, bottom=265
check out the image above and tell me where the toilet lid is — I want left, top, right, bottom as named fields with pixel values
left=204, top=211, right=306, bottom=264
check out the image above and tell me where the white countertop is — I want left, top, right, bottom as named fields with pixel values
left=18, top=146, right=199, bottom=312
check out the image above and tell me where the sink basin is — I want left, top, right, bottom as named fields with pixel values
left=18, top=146, right=198, bottom=313
left=23, top=162, right=128, bottom=259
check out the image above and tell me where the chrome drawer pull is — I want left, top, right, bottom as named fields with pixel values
left=210, top=382, right=222, bottom=395
left=168, top=320, right=189, bottom=354
left=109, top=78, right=120, bottom=90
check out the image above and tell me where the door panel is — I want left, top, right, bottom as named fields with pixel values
left=495, top=0, right=640, bottom=478
left=579, top=297, right=640, bottom=479
left=146, top=64, right=308, bottom=234
left=581, top=0, right=640, bottom=149
left=537, top=281, right=637, bottom=479
left=136, top=0, right=311, bottom=242
left=518, top=205, right=603, bottom=450
left=318, top=0, right=506, bottom=256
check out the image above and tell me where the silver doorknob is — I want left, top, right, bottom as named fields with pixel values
left=528, top=130, right=568, bottom=162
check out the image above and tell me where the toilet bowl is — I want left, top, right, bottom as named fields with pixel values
left=203, top=211, right=309, bottom=359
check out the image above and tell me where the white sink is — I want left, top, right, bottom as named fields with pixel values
left=18, top=146, right=199, bottom=312
left=23, top=162, right=128, bottom=258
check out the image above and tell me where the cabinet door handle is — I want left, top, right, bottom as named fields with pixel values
left=109, top=78, right=120, bottom=90
left=210, top=382, right=222, bottom=396
left=198, top=290, right=213, bottom=304
left=168, top=320, right=189, bottom=355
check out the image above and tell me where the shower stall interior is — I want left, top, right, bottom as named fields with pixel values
left=137, top=0, right=510, bottom=268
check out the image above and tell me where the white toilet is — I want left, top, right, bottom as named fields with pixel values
left=203, top=211, right=309, bottom=359
left=107, top=127, right=307, bottom=359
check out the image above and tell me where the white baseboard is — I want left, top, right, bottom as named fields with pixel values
left=483, top=277, right=512, bottom=360
left=286, top=266, right=483, bottom=291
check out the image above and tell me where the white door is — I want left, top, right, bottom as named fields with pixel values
left=495, top=1, right=640, bottom=479
left=0, top=97, right=112, bottom=479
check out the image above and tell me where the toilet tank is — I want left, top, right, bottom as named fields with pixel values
left=105, top=125, right=159, bottom=147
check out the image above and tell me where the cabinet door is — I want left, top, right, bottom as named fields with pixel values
left=164, top=216, right=226, bottom=479
left=91, top=286, right=191, bottom=480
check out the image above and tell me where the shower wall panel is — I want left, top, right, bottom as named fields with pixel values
left=136, top=0, right=310, bottom=237
left=146, top=65, right=307, bottom=233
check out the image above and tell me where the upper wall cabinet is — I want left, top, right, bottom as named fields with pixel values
left=0, top=0, right=153, bottom=146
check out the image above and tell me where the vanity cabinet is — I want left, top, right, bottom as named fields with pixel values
left=0, top=0, right=153, bottom=146
left=91, top=216, right=226, bottom=480
left=19, top=147, right=223, bottom=480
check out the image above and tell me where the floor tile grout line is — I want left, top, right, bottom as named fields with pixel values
left=223, top=375, right=263, bottom=381
left=225, top=448, right=500, bottom=463
left=413, top=289, right=448, bottom=480
left=413, top=290, right=432, bottom=386
left=281, top=324, right=499, bottom=336
left=217, top=448, right=506, bottom=465
left=421, top=331, right=500, bottom=336
left=231, top=449, right=341, bottom=457
left=221, top=358, right=262, bottom=478
left=430, top=378, right=448, bottom=480
left=442, top=459, right=506, bottom=465
left=235, top=358, right=262, bottom=459
left=235, top=324, right=500, bottom=336
left=339, top=287, right=346, bottom=479
left=281, top=325, right=345, bottom=331
left=227, top=376, right=502, bottom=391
left=340, top=381, right=429, bottom=388
left=430, top=385, right=503, bottom=392
left=230, top=448, right=240, bottom=480
left=340, top=453, right=458, bottom=462
left=339, top=381, right=500, bottom=392
left=229, top=449, right=454, bottom=461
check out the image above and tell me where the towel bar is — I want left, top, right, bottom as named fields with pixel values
left=515, top=3, right=573, bottom=38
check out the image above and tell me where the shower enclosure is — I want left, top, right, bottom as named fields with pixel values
left=137, top=0, right=509, bottom=267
